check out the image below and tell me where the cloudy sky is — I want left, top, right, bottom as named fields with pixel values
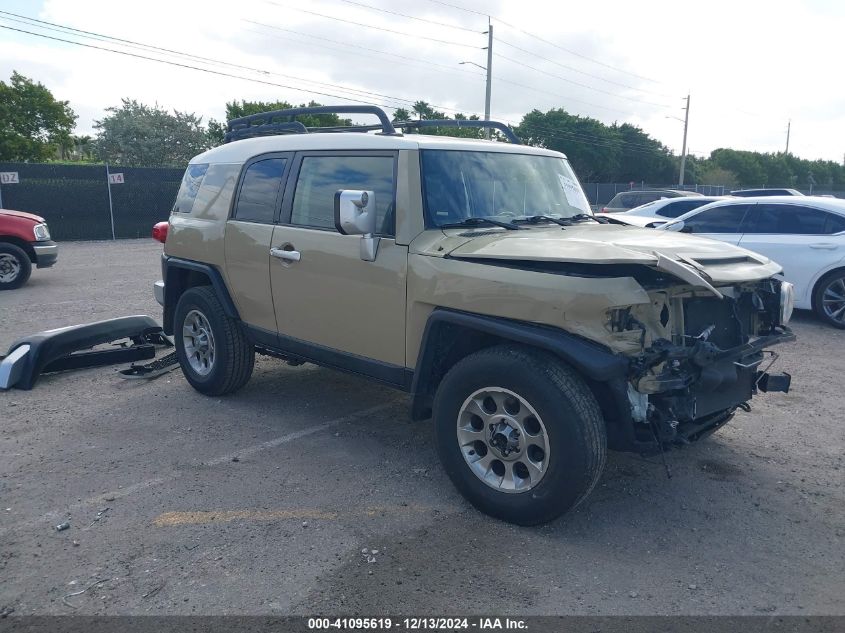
left=1, top=0, right=842, bottom=162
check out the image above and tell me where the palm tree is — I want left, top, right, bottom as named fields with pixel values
left=72, top=135, right=93, bottom=160
left=412, top=101, right=433, bottom=120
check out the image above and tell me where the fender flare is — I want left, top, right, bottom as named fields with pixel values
left=162, top=257, right=239, bottom=334
left=409, top=308, right=629, bottom=419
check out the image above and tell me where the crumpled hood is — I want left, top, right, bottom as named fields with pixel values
left=444, top=224, right=782, bottom=285
left=0, top=209, right=46, bottom=223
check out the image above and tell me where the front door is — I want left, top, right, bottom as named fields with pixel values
left=269, top=151, right=408, bottom=377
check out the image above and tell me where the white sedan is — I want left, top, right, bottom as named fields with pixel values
left=660, top=196, right=845, bottom=327
left=615, top=196, right=727, bottom=227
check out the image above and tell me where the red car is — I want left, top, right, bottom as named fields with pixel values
left=0, top=209, right=58, bottom=289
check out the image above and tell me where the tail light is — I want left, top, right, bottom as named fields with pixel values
left=152, top=221, right=169, bottom=243
left=598, top=207, right=607, bottom=213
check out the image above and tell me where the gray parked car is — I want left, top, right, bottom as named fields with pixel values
left=600, top=189, right=702, bottom=213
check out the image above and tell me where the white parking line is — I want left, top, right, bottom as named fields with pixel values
left=1, top=402, right=395, bottom=535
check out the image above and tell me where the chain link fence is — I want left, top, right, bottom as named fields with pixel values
left=0, top=162, right=183, bottom=241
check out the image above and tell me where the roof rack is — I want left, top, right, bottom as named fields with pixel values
left=225, top=105, right=398, bottom=142
left=398, top=119, right=520, bottom=144
left=224, top=104, right=522, bottom=144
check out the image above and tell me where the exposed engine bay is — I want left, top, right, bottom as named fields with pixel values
left=613, top=277, right=795, bottom=449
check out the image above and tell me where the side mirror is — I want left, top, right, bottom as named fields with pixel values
left=334, top=189, right=380, bottom=262
left=334, top=190, right=377, bottom=235
left=664, top=220, right=686, bottom=233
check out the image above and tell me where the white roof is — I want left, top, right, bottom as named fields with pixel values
left=190, top=132, right=565, bottom=164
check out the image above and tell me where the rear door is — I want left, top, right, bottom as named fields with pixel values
left=679, top=203, right=753, bottom=245
left=739, top=203, right=845, bottom=304
left=269, top=151, right=408, bottom=376
left=223, top=152, right=292, bottom=334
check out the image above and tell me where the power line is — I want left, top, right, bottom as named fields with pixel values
left=0, top=15, right=431, bottom=109
left=0, top=20, right=674, bottom=156
left=495, top=37, right=672, bottom=99
left=335, top=0, right=481, bottom=33
left=418, top=0, right=666, bottom=84
left=263, top=0, right=481, bottom=49
left=495, top=51, right=670, bottom=109
left=0, top=24, right=416, bottom=110
left=243, top=19, right=484, bottom=79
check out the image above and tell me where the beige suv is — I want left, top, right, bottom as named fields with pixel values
left=154, top=105, right=795, bottom=525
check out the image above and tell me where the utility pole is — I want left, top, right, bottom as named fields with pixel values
left=484, top=19, right=493, bottom=140
left=785, top=119, right=791, bottom=154
left=678, top=93, right=690, bottom=186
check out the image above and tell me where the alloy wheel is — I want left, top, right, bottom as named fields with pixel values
left=456, top=387, right=550, bottom=493
left=182, top=309, right=216, bottom=375
left=822, top=275, right=845, bottom=325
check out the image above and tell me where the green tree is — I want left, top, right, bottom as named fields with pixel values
left=709, top=149, right=766, bottom=186
left=393, top=107, right=411, bottom=121
left=699, top=165, right=739, bottom=189
left=0, top=71, right=77, bottom=161
left=612, top=122, right=675, bottom=183
left=517, top=108, right=623, bottom=181
left=71, top=134, right=94, bottom=160
left=226, top=100, right=351, bottom=128
left=94, top=99, right=210, bottom=167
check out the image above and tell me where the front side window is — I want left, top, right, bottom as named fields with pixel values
left=748, top=204, right=836, bottom=235
left=291, top=155, right=396, bottom=234
left=682, top=204, right=752, bottom=233
left=172, top=163, right=208, bottom=214
left=421, top=150, right=590, bottom=227
left=233, top=158, right=287, bottom=223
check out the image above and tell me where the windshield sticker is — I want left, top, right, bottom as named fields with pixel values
left=557, top=174, right=590, bottom=212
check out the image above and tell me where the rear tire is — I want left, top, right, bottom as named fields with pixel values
left=433, top=344, right=607, bottom=526
left=0, top=243, right=32, bottom=290
left=812, top=269, right=845, bottom=329
left=174, top=286, right=255, bottom=395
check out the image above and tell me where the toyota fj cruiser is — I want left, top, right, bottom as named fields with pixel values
left=153, top=105, right=795, bottom=525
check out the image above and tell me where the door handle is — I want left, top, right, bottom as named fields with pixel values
left=809, top=243, right=838, bottom=250
left=270, top=247, right=301, bottom=262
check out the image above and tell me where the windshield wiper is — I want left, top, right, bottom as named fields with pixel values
left=440, top=217, right=522, bottom=230
left=568, top=213, right=601, bottom=223
left=513, top=215, right=569, bottom=227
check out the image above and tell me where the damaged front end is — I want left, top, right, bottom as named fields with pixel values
left=613, top=276, right=795, bottom=451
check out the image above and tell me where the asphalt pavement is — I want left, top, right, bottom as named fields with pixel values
left=1, top=240, right=843, bottom=615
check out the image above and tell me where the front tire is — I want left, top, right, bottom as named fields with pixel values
left=0, top=243, right=32, bottom=290
left=174, top=286, right=255, bottom=395
left=433, top=345, right=607, bottom=526
left=813, top=269, right=845, bottom=329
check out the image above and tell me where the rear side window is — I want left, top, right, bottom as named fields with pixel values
left=290, top=155, right=395, bottom=233
left=656, top=199, right=710, bottom=218
left=827, top=213, right=845, bottom=234
left=233, top=158, right=287, bottom=223
left=684, top=204, right=751, bottom=233
left=748, top=204, right=839, bottom=235
left=172, top=163, right=208, bottom=214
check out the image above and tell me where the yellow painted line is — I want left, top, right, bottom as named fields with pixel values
left=153, top=504, right=435, bottom=527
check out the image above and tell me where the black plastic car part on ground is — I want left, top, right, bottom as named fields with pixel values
left=0, top=315, right=170, bottom=390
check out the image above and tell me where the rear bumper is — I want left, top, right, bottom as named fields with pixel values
left=32, top=241, right=58, bottom=268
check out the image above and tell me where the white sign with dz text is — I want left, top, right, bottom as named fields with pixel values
left=0, top=172, right=20, bottom=184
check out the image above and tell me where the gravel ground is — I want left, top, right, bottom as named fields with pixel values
left=0, top=239, right=843, bottom=616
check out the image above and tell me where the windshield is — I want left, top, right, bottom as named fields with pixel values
left=421, top=150, right=592, bottom=228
